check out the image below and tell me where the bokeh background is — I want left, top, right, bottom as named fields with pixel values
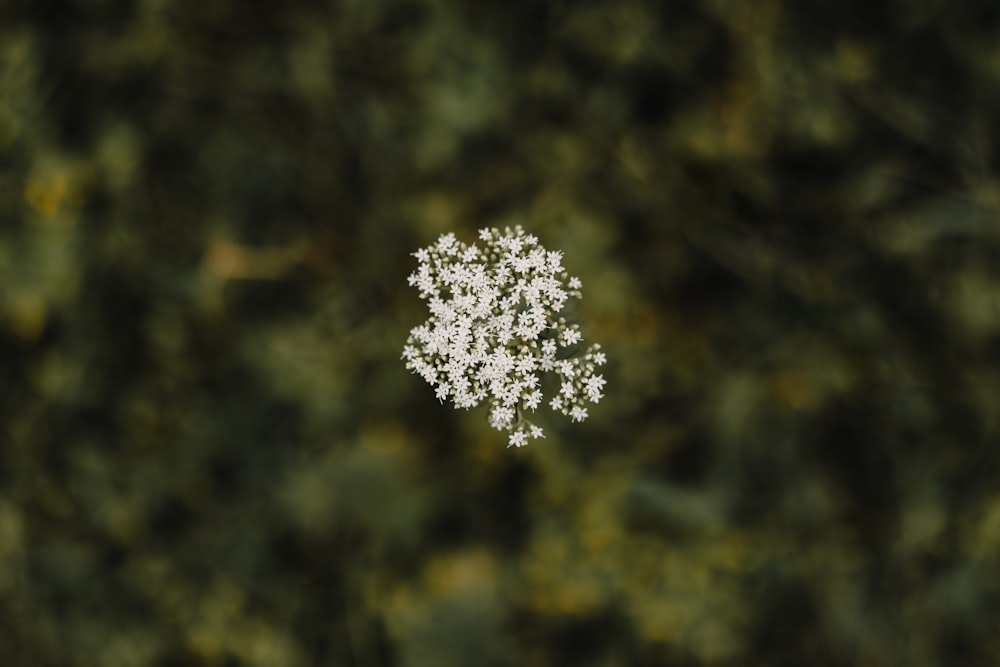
left=4, top=0, right=1000, bottom=665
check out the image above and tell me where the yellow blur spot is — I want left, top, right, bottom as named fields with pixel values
left=835, top=40, right=876, bottom=82
left=426, top=549, right=498, bottom=596
left=7, top=295, right=46, bottom=341
left=25, top=171, right=67, bottom=217
left=771, top=367, right=818, bottom=411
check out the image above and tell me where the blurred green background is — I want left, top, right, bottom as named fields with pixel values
left=3, top=0, right=1000, bottom=665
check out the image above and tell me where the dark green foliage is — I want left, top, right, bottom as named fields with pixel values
left=2, top=0, right=1000, bottom=665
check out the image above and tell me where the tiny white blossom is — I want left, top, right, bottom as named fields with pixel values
left=512, top=254, right=534, bottom=274
left=437, top=233, right=458, bottom=253
left=570, top=406, right=588, bottom=422
left=546, top=250, right=563, bottom=271
left=515, top=354, right=537, bottom=374
left=524, top=389, right=542, bottom=410
left=585, top=374, right=606, bottom=402
left=462, top=245, right=480, bottom=262
left=562, top=328, right=582, bottom=346
left=490, top=405, right=515, bottom=430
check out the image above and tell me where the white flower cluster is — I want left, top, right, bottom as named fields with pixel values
left=402, top=226, right=606, bottom=447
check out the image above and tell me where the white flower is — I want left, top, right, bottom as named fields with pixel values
left=437, top=232, right=458, bottom=254
left=462, top=245, right=480, bottom=262
left=515, top=354, right=537, bottom=374
left=403, top=225, right=606, bottom=447
left=584, top=375, right=606, bottom=402
left=524, top=389, right=542, bottom=410
left=512, top=255, right=535, bottom=274
left=490, top=405, right=515, bottom=430
left=561, top=328, right=582, bottom=346
left=546, top=250, right=564, bottom=272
